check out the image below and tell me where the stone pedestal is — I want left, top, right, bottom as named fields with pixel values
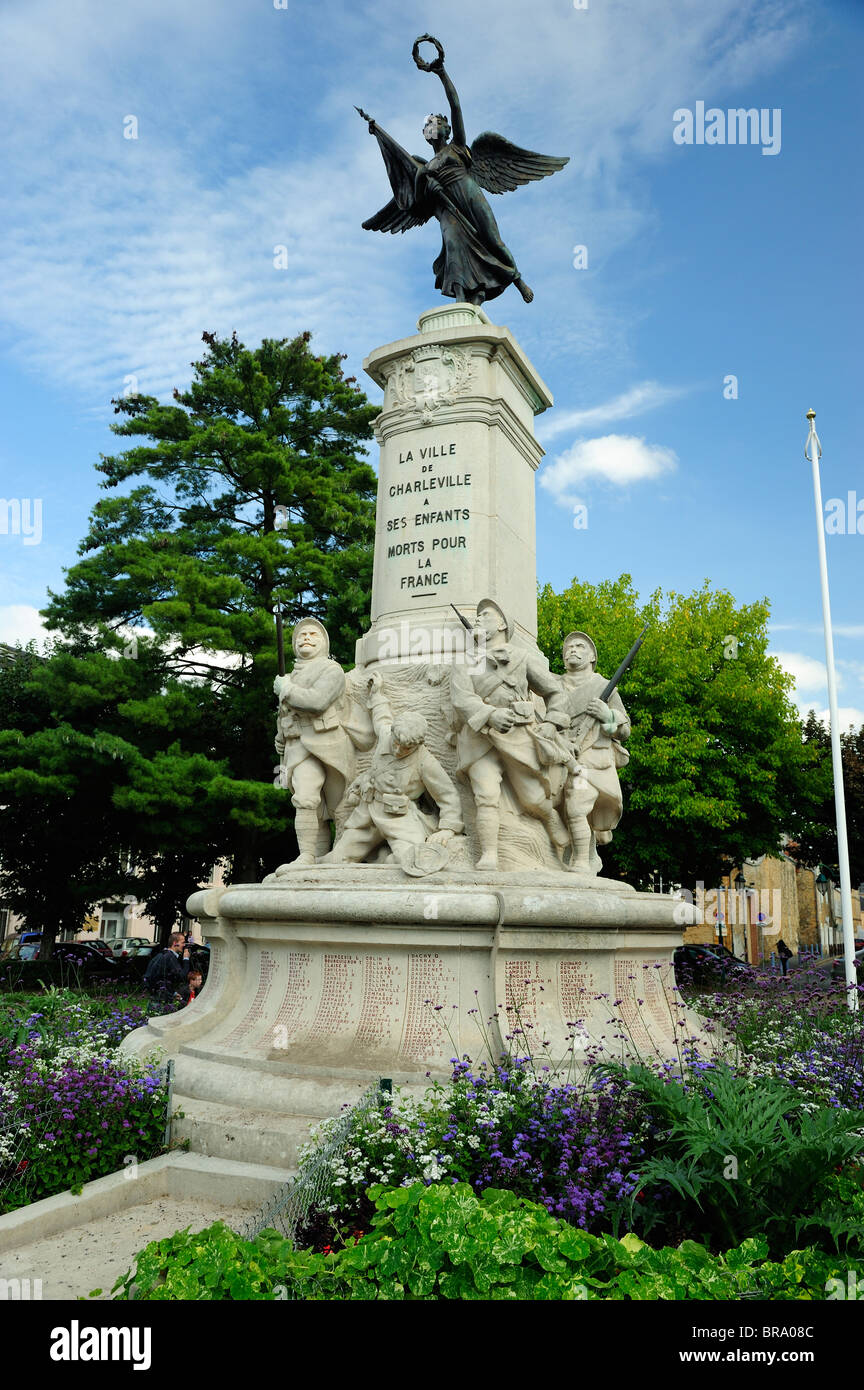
left=121, top=871, right=693, bottom=1166
left=356, top=302, right=551, bottom=667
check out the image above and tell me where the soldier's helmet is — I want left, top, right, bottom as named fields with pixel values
left=562, top=631, right=597, bottom=667
left=292, top=616, right=330, bottom=658
left=476, top=597, right=514, bottom=641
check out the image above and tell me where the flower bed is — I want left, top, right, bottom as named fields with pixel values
left=0, top=987, right=169, bottom=1212
left=110, top=968, right=864, bottom=1300
left=293, top=1059, right=652, bottom=1249
left=689, top=966, right=864, bottom=1111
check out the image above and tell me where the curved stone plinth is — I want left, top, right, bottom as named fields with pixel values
left=121, top=872, right=691, bottom=1130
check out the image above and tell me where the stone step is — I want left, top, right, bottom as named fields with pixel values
left=172, top=1095, right=317, bottom=1170
left=172, top=1049, right=389, bottom=1116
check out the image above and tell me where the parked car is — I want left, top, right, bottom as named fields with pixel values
left=121, top=940, right=159, bottom=978
left=106, top=936, right=152, bottom=961
left=0, top=936, right=121, bottom=976
left=130, top=942, right=157, bottom=960
left=673, top=943, right=751, bottom=988
left=1, top=936, right=41, bottom=961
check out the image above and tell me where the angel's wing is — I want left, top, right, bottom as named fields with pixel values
left=469, top=131, right=569, bottom=195
left=363, top=126, right=432, bottom=234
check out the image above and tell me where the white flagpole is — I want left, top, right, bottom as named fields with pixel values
left=805, top=409, right=858, bottom=1011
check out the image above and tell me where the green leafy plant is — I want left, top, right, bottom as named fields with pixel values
left=616, top=1063, right=864, bottom=1253
left=113, top=1183, right=864, bottom=1302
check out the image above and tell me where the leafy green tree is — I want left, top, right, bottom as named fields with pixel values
left=41, top=331, right=378, bottom=884
left=537, top=574, right=828, bottom=886
left=785, top=711, right=864, bottom=885
left=0, top=640, right=226, bottom=953
left=0, top=644, right=133, bottom=949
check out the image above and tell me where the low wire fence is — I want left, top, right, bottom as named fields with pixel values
left=241, top=1081, right=388, bottom=1246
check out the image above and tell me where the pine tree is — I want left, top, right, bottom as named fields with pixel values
left=40, top=330, right=378, bottom=885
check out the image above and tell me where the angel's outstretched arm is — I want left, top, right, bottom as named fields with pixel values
left=359, top=108, right=425, bottom=211
left=434, top=64, right=467, bottom=146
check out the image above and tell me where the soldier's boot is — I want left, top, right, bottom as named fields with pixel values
left=566, top=814, right=593, bottom=873
left=474, top=808, right=500, bottom=871
left=315, top=820, right=332, bottom=857
left=540, top=805, right=570, bottom=865
left=292, top=808, right=320, bottom=866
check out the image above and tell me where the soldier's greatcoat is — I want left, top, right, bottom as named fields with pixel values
left=546, top=671, right=630, bottom=835
left=449, top=644, right=566, bottom=775
left=275, top=657, right=355, bottom=815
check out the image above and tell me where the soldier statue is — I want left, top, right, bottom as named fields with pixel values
left=322, top=672, right=463, bottom=873
left=449, top=598, right=571, bottom=870
left=274, top=618, right=356, bottom=865
left=548, top=631, right=631, bottom=873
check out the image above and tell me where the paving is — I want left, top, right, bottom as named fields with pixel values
left=0, top=1195, right=257, bottom=1300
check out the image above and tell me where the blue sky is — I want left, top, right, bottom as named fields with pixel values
left=1, top=0, right=862, bottom=725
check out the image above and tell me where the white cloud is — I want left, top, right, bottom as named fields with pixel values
left=799, top=703, right=864, bottom=733
left=0, top=0, right=809, bottom=405
left=0, top=606, right=244, bottom=683
left=540, top=434, right=677, bottom=507
left=772, top=651, right=864, bottom=729
left=772, top=650, right=827, bottom=695
left=537, top=381, right=689, bottom=443
left=0, top=604, right=50, bottom=650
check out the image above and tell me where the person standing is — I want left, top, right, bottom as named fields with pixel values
left=449, top=598, right=570, bottom=870
left=776, top=938, right=793, bottom=977
left=547, top=632, right=631, bottom=874
left=144, top=933, right=191, bottom=1003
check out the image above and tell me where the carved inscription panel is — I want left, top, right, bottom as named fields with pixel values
left=398, top=952, right=459, bottom=1063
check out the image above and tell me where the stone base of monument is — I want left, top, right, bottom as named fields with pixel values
left=120, top=869, right=690, bottom=1168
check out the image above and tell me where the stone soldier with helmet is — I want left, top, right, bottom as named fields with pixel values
left=449, top=597, right=571, bottom=870
left=547, top=630, right=631, bottom=873
left=274, top=617, right=357, bottom=865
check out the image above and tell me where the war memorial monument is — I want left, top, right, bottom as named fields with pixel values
left=122, top=38, right=693, bottom=1169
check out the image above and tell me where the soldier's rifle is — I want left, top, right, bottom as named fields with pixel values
left=275, top=603, right=286, bottom=678
left=450, top=603, right=474, bottom=633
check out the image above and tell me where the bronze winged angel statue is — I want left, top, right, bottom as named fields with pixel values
left=357, top=35, right=569, bottom=306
